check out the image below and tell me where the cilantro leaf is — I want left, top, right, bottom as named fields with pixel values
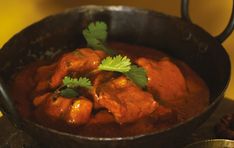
left=82, top=21, right=114, bottom=55
left=98, top=55, right=131, bottom=73
left=124, top=65, right=148, bottom=88
left=63, top=76, right=92, bottom=89
left=82, top=21, right=148, bottom=88
left=63, top=76, right=78, bottom=88
left=60, top=88, right=78, bottom=98
left=60, top=76, right=92, bottom=98
left=75, top=77, right=92, bottom=89
left=83, top=21, right=107, bottom=44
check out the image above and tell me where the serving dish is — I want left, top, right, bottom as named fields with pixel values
left=184, top=139, right=234, bottom=148
left=0, top=0, right=233, bottom=147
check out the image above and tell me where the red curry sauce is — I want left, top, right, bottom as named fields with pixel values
left=11, top=42, right=209, bottom=137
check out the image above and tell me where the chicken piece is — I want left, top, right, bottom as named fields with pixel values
left=172, top=61, right=210, bottom=119
left=50, top=48, right=106, bottom=88
left=34, top=93, right=93, bottom=125
left=137, top=57, right=187, bottom=104
left=91, top=71, right=114, bottom=109
left=176, top=61, right=209, bottom=103
left=96, top=76, right=158, bottom=124
left=65, top=97, right=93, bottom=125
left=34, top=93, right=72, bottom=119
left=34, top=63, right=57, bottom=82
left=33, top=92, right=52, bottom=106
left=34, top=63, right=57, bottom=94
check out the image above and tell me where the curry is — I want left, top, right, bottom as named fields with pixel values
left=10, top=22, right=209, bottom=137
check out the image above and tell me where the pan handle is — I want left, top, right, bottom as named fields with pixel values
left=0, top=76, right=21, bottom=127
left=181, top=0, right=234, bottom=43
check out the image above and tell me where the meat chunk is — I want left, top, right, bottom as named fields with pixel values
left=34, top=63, right=57, bottom=83
left=91, top=71, right=114, bottom=109
left=96, top=76, right=158, bottom=124
left=33, top=93, right=93, bottom=125
left=34, top=63, right=57, bottom=94
left=34, top=93, right=72, bottom=120
left=50, top=48, right=106, bottom=88
left=65, top=97, right=93, bottom=125
left=137, top=57, right=187, bottom=104
left=33, top=92, right=52, bottom=106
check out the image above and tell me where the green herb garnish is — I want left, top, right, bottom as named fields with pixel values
left=98, top=55, right=131, bottom=73
left=60, top=88, right=79, bottom=98
left=82, top=21, right=114, bottom=54
left=59, top=76, right=92, bottom=98
left=125, top=65, right=148, bottom=88
left=98, top=55, right=148, bottom=88
left=81, top=22, right=148, bottom=88
left=63, top=76, right=92, bottom=89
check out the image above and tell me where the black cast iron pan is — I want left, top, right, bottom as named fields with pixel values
left=0, top=0, right=233, bottom=147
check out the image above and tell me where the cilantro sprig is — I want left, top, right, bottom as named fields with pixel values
left=82, top=21, right=114, bottom=55
left=98, top=55, right=131, bottom=73
left=61, top=21, right=148, bottom=92
left=125, top=65, right=148, bottom=88
left=82, top=21, right=148, bottom=88
left=60, top=88, right=79, bottom=98
left=63, top=76, right=92, bottom=89
left=59, top=76, right=92, bottom=98
left=98, top=55, right=148, bottom=88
